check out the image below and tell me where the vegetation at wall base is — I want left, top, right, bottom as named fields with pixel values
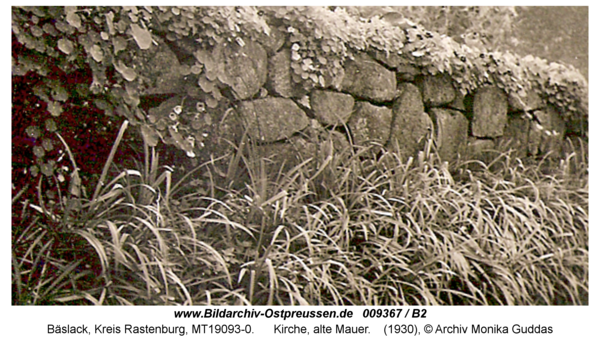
left=12, top=132, right=588, bottom=305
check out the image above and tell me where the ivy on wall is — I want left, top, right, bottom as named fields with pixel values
left=12, top=6, right=588, bottom=172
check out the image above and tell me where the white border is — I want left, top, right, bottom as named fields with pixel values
left=5, top=2, right=597, bottom=342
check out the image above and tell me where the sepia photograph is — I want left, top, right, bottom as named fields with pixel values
left=11, top=5, right=588, bottom=311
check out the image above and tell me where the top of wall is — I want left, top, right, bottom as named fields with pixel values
left=260, top=7, right=587, bottom=124
left=12, top=6, right=588, bottom=128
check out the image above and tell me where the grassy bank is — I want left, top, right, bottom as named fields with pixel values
left=12, top=132, right=588, bottom=305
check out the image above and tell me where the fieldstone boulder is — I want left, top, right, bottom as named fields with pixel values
left=392, top=83, right=424, bottom=117
left=237, top=97, right=310, bottom=143
left=429, top=108, right=469, bottom=161
left=415, top=74, right=456, bottom=107
left=218, top=40, right=268, bottom=100
left=388, top=83, right=433, bottom=156
left=251, top=121, right=349, bottom=176
left=267, top=49, right=295, bottom=98
left=301, top=122, right=351, bottom=185
left=471, top=86, right=508, bottom=138
left=348, top=102, right=393, bottom=146
left=137, top=40, right=185, bottom=95
left=310, top=90, right=355, bottom=126
left=341, top=53, right=397, bottom=102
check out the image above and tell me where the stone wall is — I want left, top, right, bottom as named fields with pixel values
left=143, top=36, right=571, bottom=174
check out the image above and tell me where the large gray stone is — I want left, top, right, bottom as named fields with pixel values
left=137, top=40, right=185, bottom=95
left=267, top=49, right=295, bottom=98
left=348, top=102, right=393, bottom=146
left=393, top=83, right=424, bottom=116
left=415, top=74, right=456, bottom=107
left=341, top=53, right=397, bottom=102
left=237, top=97, right=309, bottom=143
left=471, top=86, right=508, bottom=138
left=218, top=40, right=268, bottom=100
left=303, top=124, right=351, bottom=186
left=388, top=83, right=432, bottom=156
left=310, top=90, right=355, bottom=126
left=250, top=121, right=350, bottom=177
left=389, top=112, right=433, bottom=157
left=314, top=129, right=350, bottom=163
left=429, top=108, right=469, bottom=161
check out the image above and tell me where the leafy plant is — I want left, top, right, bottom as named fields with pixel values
left=12, top=6, right=587, bottom=164
left=12, top=121, right=588, bottom=305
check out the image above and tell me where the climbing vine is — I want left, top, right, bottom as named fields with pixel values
left=12, top=6, right=588, bottom=186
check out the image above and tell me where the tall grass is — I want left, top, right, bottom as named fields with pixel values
left=12, top=127, right=588, bottom=305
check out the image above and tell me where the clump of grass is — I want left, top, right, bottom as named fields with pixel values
left=13, top=121, right=588, bottom=305
left=213, top=136, right=588, bottom=305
